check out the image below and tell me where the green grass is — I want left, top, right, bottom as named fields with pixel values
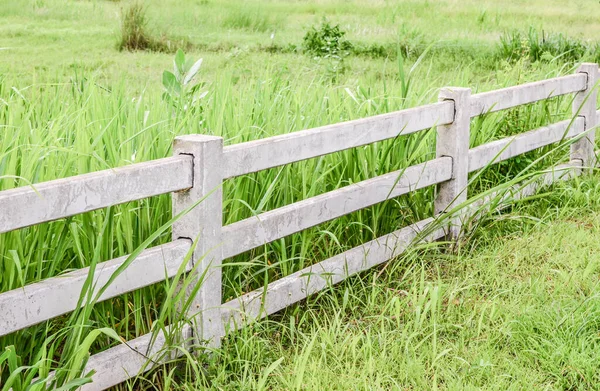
left=2, top=0, right=600, bottom=84
left=221, top=7, right=282, bottom=33
left=1, top=0, right=600, bottom=389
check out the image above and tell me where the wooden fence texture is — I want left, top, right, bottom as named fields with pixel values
left=0, top=63, right=599, bottom=390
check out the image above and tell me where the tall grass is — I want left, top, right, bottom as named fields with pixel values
left=118, top=1, right=152, bottom=51
left=0, top=53, right=585, bottom=389
left=498, top=27, right=600, bottom=64
left=221, top=8, right=281, bottom=33
left=117, top=1, right=192, bottom=53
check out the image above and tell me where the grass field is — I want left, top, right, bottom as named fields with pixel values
left=1, top=0, right=600, bottom=389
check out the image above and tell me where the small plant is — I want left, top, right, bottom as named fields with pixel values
left=162, top=49, right=207, bottom=115
left=303, top=20, right=353, bottom=80
left=302, top=19, right=353, bottom=58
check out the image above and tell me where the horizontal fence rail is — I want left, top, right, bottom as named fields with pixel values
left=0, top=156, right=193, bottom=234
left=221, top=159, right=586, bottom=327
left=469, top=117, right=584, bottom=172
left=469, top=73, right=587, bottom=116
left=80, top=323, right=191, bottom=391
left=484, top=160, right=583, bottom=206
left=222, top=102, right=454, bottom=178
left=0, top=240, right=192, bottom=336
left=464, top=160, right=583, bottom=223
left=221, top=157, right=452, bottom=259
left=222, top=218, right=445, bottom=327
left=1, top=64, right=598, bottom=391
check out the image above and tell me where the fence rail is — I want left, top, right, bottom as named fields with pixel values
left=0, top=156, right=193, bottom=234
left=468, top=117, right=584, bottom=172
left=1, top=64, right=598, bottom=391
left=221, top=217, right=446, bottom=327
left=0, top=240, right=192, bottom=336
left=221, top=156, right=451, bottom=259
left=469, top=73, right=587, bottom=116
left=221, top=102, right=454, bottom=178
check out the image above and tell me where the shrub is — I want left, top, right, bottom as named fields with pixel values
left=351, top=43, right=395, bottom=59
left=302, top=20, right=353, bottom=58
left=498, top=28, right=589, bottom=63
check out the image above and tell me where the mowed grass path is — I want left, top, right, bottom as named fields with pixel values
left=183, top=178, right=600, bottom=390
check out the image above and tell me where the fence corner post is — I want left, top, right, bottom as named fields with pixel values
left=435, top=87, right=471, bottom=240
left=571, top=63, right=599, bottom=170
left=172, top=134, right=224, bottom=349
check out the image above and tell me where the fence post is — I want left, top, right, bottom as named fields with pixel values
left=172, top=135, right=224, bottom=349
left=434, top=87, right=471, bottom=239
left=571, top=63, right=599, bottom=170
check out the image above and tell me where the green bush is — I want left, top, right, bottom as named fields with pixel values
left=302, top=20, right=353, bottom=58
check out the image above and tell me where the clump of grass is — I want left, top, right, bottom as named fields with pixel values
left=259, top=42, right=299, bottom=54
left=477, top=9, right=487, bottom=24
left=498, top=27, right=599, bottom=63
left=301, top=23, right=491, bottom=67
left=118, top=1, right=192, bottom=53
left=350, top=42, right=396, bottom=58
left=222, top=9, right=280, bottom=32
left=118, top=1, right=152, bottom=51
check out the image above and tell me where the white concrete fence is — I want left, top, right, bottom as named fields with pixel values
left=1, top=64, right=599, bottom=390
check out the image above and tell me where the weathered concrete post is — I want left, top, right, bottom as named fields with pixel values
left=571, top=63, right=599, bottom=170
left=435, top=87, right=471, bottom=239
left=172, top=135, right=224, bottom=349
